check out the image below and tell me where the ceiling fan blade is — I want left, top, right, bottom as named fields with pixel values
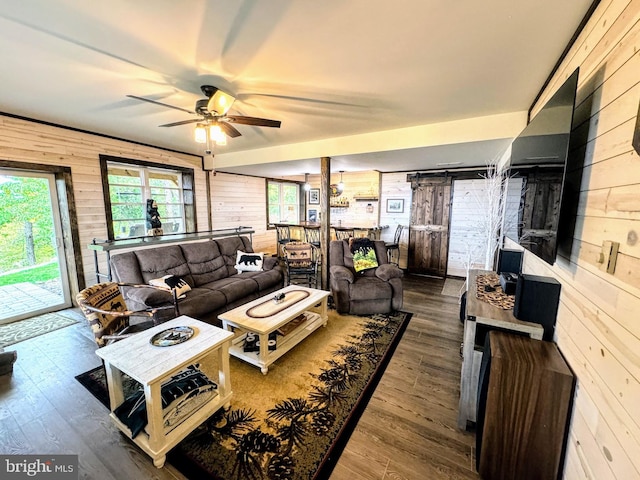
left=225, top=115, right=281, bottom=128
left=127, top=95, right=195, bottom=114
left=159, top=119, right=201, bottom=127
left=218, top=122, right=242, bottom=138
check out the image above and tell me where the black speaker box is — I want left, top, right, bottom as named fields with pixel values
left=513, top=274, right=561, bottom=341
left=496, top=249, right=523, bottom=274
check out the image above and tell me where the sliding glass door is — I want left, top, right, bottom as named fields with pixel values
left=0, top=170, right=71, bottom=323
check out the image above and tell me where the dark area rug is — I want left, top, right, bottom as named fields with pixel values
left=76, top=309, right=412, bottom=479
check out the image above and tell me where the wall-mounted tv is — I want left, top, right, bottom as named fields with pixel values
left=504, top=67, right=579, bottom=265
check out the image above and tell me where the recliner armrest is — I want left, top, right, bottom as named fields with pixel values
left=375, top=263, right=404, bottom=281
left=330, top=265, right=355, bottom=284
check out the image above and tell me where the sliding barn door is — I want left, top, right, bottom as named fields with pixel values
left=408, top=177, right=452, bottom=277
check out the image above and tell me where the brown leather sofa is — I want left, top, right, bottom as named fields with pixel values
left=109, top=236, right=284, bottom=325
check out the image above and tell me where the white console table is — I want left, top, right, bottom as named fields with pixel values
left=457, top=269, right=544, bottom=429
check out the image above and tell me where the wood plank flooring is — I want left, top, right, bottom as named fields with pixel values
left=0, top=275, right=479, bottom=480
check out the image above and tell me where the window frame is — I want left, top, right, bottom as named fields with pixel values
left=266, top=179, right=304, bottom=227
left=99, top=155, right=196, bottom=241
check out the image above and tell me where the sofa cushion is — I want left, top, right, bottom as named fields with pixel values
left=214, top=236, right=254, bottom=275
left=174, top=287, right=228, bottom=319
left=134, top=245, right=193, bottom=286
left=111, top=251, right=145, bottom=284
left=180, top=241, right=228, bottom=286
left=207, top=275, right=260, bottom=304
left=239, top=269, right=284, bottom=291
left=348, top=277, right=393, bottom=301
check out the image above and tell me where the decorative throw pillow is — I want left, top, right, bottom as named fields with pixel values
left=113, top=364, right=218, bottom=438
left=149, top=275, right=191, bottom=298
left=284, top=242, right=313, bottom=267
left=235, top=251, right=264, bottom=272
left=349, top=238, right=379, bottom=273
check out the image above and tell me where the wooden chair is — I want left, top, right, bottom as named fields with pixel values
left=334, top=227, right=354, bottom=241
left=76, top=282, right=178, bottom=347
left=304, top=225, right=321, bottom=247
left=385, top=225, right=404, bottom=265
left=283, top=242, right=320, bottom=288
left=275, top=224, right=293, bottom=259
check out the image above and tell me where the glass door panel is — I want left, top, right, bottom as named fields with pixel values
left=0, top=170, right=71, bottom=324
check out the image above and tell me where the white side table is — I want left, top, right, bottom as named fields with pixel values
left=96, top=316, right=233, bottom=468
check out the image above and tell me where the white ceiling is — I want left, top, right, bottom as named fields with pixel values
left=0, top=1, right=594, bottom=176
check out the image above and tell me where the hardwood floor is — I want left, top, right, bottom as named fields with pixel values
left=0, top=275, right=479, bottom=480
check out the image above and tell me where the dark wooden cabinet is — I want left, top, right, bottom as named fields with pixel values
left=478, top=331, right=575, bottom=480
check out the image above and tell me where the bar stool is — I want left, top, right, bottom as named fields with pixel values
left=385, top=225, right=404, bottom=265
left=334, top=227, right=354, bottom=241
left=304, top=225, right=321, bottom=247
left=275, top=224, right=292, bottom=259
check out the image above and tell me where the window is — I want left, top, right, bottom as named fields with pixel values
left=100, top=155, right=195, bottom=240
left=267, top=180, right=300, bottom=225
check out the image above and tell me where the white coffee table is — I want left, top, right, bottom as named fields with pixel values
left=95, top=316, right=233, bottom=468
left=219, top=285, right=330, bottom=374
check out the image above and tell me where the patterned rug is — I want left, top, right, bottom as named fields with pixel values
left=75, top=309, right=412, bottom=479
left=0, top=312, right=79, bottom=348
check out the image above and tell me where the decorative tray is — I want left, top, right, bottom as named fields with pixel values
left=149, top=326, right=194, bottom=347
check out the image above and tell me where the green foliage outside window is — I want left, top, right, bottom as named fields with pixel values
left=108, top=163, right=185, bottom=238
left=267, top=181, right=300, bottom=224
left=0, top=175, right=56, bottom=273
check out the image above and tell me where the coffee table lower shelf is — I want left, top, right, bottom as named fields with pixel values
left=228, top=311, right=326, bottom=374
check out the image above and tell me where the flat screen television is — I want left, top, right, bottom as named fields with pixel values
left=504, top=67, right=579, bottom=265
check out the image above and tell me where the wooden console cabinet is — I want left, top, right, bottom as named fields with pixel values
left=457, top=270, right=544, bottom=429
left=478, top=331, right=575, bottom=480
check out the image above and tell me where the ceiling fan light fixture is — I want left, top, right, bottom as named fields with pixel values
left=208, top=89, right=236, bottom=115
left=209, top=124, right=227, bottom=145
left=194, top=124, right=207, bottom=143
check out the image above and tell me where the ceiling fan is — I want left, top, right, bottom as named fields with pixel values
left=126, top=85, right=281, bottom=140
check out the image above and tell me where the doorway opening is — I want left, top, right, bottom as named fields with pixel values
left=0, top=170, right=72, bottom=323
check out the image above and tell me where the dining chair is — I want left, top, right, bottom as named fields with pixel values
left=275, top=224, right=293, bottom=259
left=385, top=225, right=404, bottom=265
left=283, top=241, right=320, bottom=288
left=334, top=227, right=354, bottom=241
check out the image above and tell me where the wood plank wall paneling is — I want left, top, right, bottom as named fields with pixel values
left=306, top=171, right=381, bottom=226
left=0, top=115, right=205, bottom=290
left=505, top=2, right=640, bottom=478
left=210, top=172, right=276, bottom=254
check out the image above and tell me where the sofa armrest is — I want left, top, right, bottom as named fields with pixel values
left=375, top=263, right=404, bottom=281
left=262, top=255, right=279, bottom=271
left=330, top=265, right=355, bottom=284
left=123, top=284, right=174, bottom=307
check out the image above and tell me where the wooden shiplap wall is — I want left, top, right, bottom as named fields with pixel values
left=0, top=115, right=206, bottom=290
left=210, top=172, right=276, bottom=254
left=448, top=179, right=496, bottom=277
left=306, top=170, right=381, bottom=226
left=507, top=1, right=640, bottom=478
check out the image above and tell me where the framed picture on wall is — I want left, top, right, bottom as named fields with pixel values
left=386, top=199, right=404, bottom=213
left=309, top=188, right=320, bottom=205
left=308, top=209, right=317, bottom=222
